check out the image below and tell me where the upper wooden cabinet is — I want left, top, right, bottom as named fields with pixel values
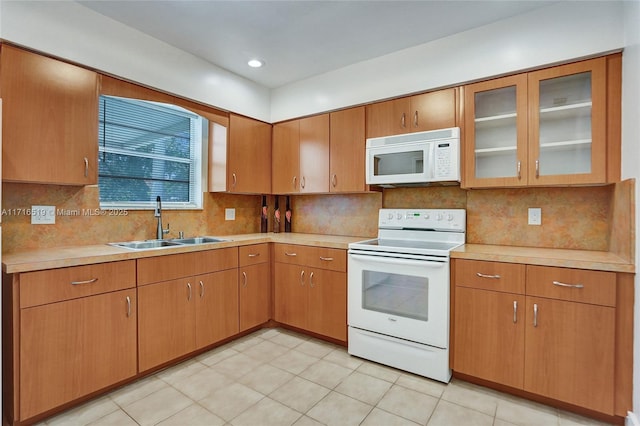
left=272, top=114, right=330, bottom=194
left=227, top=114, right=272, bottom=194
left=1, top=45, right=99, bottom=185
left=463, top=55, right=621, bottom=188
left=329, top=107, right=366, bottom=192
left=366, top=88, right=457, bottom=138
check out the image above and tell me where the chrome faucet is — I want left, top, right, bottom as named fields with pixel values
left=155, top=196, right=170, bottom=239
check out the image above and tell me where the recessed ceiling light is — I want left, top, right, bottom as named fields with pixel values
left=248, top=59, right=264, bottom=68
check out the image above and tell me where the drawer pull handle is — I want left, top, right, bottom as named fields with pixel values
left=310, top=271, right=314, bottom=287
left=187, top=283, right=192, bottom=301
left=248, top=253, right=261, bottom=258
left=533, top=303, right=538, bottom=327
left=242, top=271, right=248, bottom=287
left=71, top=278, right=98, bottom=285
left=476, top=273, right=500, bottom=279
left=126, top=296, right=131, bottom=318
left=199, top=280, right=205, bottom=298
left=300, top=270, right=305, bottom=286
left=513, top=301, right=518, bottom=323
left=319, top=257, right=334, bottom=262
left=285, top=252, right=297, bottom=257
left=552, top=280, right=584, bottom=289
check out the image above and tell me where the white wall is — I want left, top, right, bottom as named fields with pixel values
left=271, top=1, right=624, bottom=122
left=0, top=0, right=272, bottom=122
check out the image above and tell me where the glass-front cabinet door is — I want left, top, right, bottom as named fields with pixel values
left=463, top=74, right=528, bottom=187
left=528, top=57, right=607, bottom=185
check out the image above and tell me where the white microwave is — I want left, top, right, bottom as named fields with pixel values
left=366, top=127, right=460, bottom=186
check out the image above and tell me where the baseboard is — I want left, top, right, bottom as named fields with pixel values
left=627, top=411, right=640, bottom=426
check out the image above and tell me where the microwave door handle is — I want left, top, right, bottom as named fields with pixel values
left=427, top=144, right=435, bottom=179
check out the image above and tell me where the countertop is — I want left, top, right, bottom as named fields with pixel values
left=2, top=234, right=635, bottom=274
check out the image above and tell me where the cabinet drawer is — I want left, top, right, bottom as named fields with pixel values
left=239, top=244, right=269, bottom=267
left=20, top=260, right=136, bottom=308
left=526, top=265, right=616, bottom=307
left=454, top=259, right=525, bottom=294
left=138, top=248, right=238, bottom=285
left=274, top=244, right=346, bottom=272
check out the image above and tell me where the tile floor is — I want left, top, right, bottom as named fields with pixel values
left=40, top=328, right=613, bottom=426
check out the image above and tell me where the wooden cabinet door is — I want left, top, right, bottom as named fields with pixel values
left=453, top=287, right=525, bottom=389
left=20, top=289, right=137, bottom=420
left=527, top=57, right=607, bottom=185
left=329, top=107, right=366, bottom=192
left=138, top=279, right=196, bottom=372
left=228, top=114, right=272, bottom=194
left=272, top=120, right=300, bottom=193
left=410, top=88, right=457, bottom=132
left=524, top=297, right=615, bottom=414
left=307, top=269, right=347, bottom=341
left=239, top=262, right=271, bottom=331
left=366, top=97, right=411, bottom=138
left=273, top=263, right=308, bottom=330
left=195, top=269, right=239, bottom=349
left=299, top=114, right=330, bottom=193
left=1, top=45, right=99, bottom=185
left=463, top=74, right=529, bottom=188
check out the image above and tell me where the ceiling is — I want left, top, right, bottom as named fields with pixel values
left=77, top=0, right=556, bottom=89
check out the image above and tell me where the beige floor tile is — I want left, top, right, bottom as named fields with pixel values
left=300, top=359, right=353, bottom=389
left=109, top=375, right=170, bottom=407
left=211, top=352, right=263, bottom=379
left=198, top=383, right=264, bottom=422
left=323, top=348, right=364, bottom=370
left=85, top=409, right=138, bottom=426
left=270, top=348, right=322, bottom=375
left=494, top=419, right=520, bottom=426
left=171, top=367, right=235, bottom=401
left=428, top=400, right=494, bottom=426
left=440, top=381, right=499, bottom=416
left=295, top=339, right=337, bottom=358
left=46, top=396, right=120, bottom=426
left=156, top=403, right=225, bottom=426
left=242, top=339, right=291, bottom=363
left=230, top=397, right=302, bottom=426
left=293, top=415, right=325, bottom=426
left=376, top=384, right=438, bottom=425
left=122, top=386, right=193, bottom=426
left=335, top=371, right=392, bottom=405
left=307, top=391, right=373, bottom=426
left=155, top=359, right=207, bottom=385
left=196, top=347, right=240, bottom=367
left=396, top=374, right=447, bottom=398
left=238, top=363, right=295, bottom=395
left=267, top=330, right=309, bottom=348
left=361, top=408, right=421, bottom=426
left=256, top=328, right=282, bottom=339
left=229, top=334, right=265, bottom=352
left=356, top=361, right=402, bottom=383
left=269, top=376, right=331, bottom=413
left=495, top=398, right=559, bottom=426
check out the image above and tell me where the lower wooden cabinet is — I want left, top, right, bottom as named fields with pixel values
left=196, top=269, right=240, bottom=349
left=239, top=244, right=271, bottom=331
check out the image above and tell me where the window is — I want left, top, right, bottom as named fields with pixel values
left=98, top=95, right=206, bottom=209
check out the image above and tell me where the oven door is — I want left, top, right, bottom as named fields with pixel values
left=348, top=252, right=449, bottom=348
left=366, top=142, right=433, bottom=185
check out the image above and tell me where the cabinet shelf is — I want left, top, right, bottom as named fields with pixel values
left=475, top=145, right=518, bottom=157
left=539, top=101, right=591, bottom=114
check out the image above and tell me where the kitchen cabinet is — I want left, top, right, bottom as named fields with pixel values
left=239, top=244, right=271, bottom=331
left=1, top=44, right=99, bottom=185
left=273, top=244, right=347, bottom=341
left=329, top=106, right=367, bottom=192
left=272, top=114, right=330, bottom=193
left=453, top=259, right=617, bottom=415
left=5, top=261, right=137, bottom=423
left=463, top=55, right=620, bottom=188
left=137, top=248, right=239, bottom=371
left=227, top=114, right=272, bottom=194
left=366, top=88, right=457, bottom=138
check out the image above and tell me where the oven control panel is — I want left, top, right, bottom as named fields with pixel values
left=378, top=209, right=465, bottom=231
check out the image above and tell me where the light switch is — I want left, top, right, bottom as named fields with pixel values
left=528, top=208, right=541, bottom=226
left=225, top=208, right=236, bottom=221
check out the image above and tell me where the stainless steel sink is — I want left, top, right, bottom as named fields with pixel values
left=109, top=240, right=185, bottom=250
left=170, top=236, right=230, bottom=244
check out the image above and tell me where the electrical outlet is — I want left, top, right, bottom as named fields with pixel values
left=225, top=208, right=236, bottom=221
left=31, top=205, right=56, bottom=224
left=528, top=208, right=542, bottom=226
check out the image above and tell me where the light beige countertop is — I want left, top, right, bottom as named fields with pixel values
left=452, top=244, right=635, bottom=273
left=2, top=233, right=365, bottom=274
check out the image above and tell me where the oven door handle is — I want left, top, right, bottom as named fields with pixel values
left=349, top=253, right=446, bottom=267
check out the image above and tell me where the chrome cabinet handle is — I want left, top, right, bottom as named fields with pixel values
left=331, top=174, right=337, bottom=187
left=413, top=111, right=418, bottom=127
left=248, top=253, right=260, bottom=258
left=126, top=296, right=131, bottom=318
left=301, top=176, right=306, bottom=189
left=199, top=280, right=204, bottom=298
left=187, top=282, right=192, bottom=301
left=242, top=271, right=247, bottom=287
left=232, top=173, right=237, bottom=188
left=310, top=271, right=314, bottom=287
left=476, top=272, right=501, bottom=279
left=84, top=157, right=89, bottom=178
left=401, top=112, right=406, bottom=128
left=535, top=160, right=540, bottom=178
left=71, top=278, right=98, bottom=285
left=517, top=161, right=521, bottom=179
left=513, top=301, right=518, bottom=323
left=293, top=176, right=297, bottom=189
left=285, top=252, right=297, bottom=257
left=533, top=303, right=538, bottom=327
left=319, top=257, right=334, bottom=262
left=300, top=270, right=305, bottom=286
left=552, top=280, right=584, bottom=289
